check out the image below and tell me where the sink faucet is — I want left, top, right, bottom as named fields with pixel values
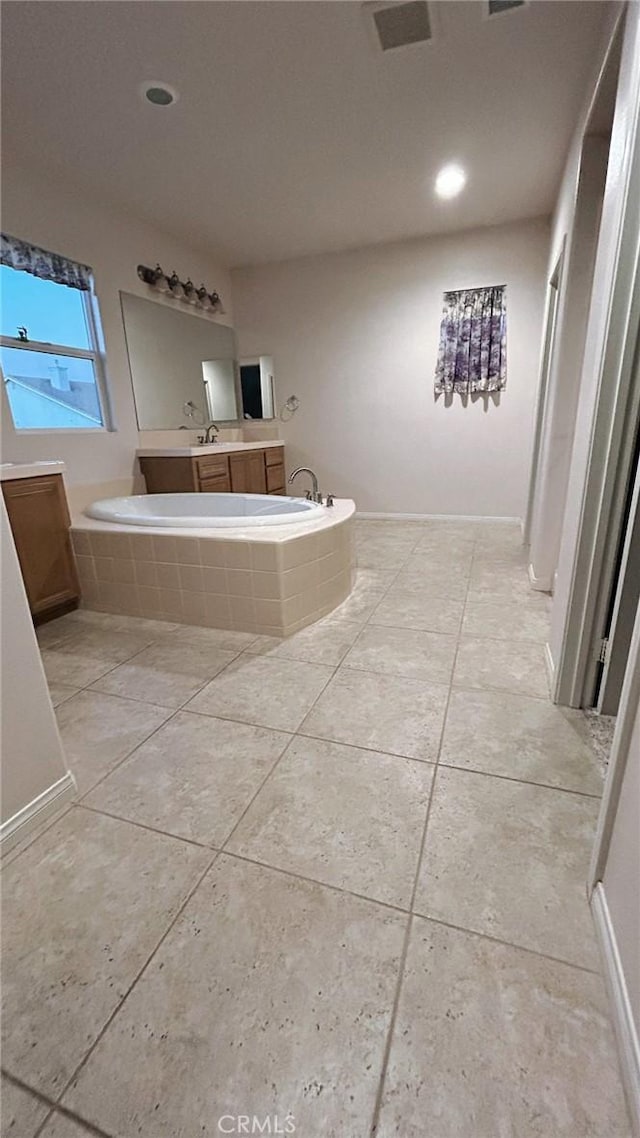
left=203, top=422, right=219, bottom=444
left=288, top=467, right=322, bottom=503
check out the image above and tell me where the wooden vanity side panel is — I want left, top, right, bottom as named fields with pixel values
left=1, top=474, right=80, bottom=622
left=139, top=457, right=197, bottom=493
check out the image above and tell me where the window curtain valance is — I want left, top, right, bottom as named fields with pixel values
left=1, top=232, right=93, bottom=292
left=435, top=284, right=506, bottom=396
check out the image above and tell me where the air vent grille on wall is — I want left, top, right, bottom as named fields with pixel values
left=488, top=0, right=526, bottom=14
left=371, top=1, right=432, bottom=51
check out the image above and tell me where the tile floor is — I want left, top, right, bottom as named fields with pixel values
left=1, top=520, right=632, bottom=1137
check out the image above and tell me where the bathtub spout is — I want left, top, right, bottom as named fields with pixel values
left=288, top=467, right=322, bottom=503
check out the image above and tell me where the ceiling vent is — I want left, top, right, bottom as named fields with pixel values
left=370, top=2, right=432, bottom=51
left=487, top=0, right=526, bottom=15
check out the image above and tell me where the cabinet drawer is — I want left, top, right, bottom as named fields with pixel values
left=266, top=463, right=285, bottom=493
left=195, top=454, right=230, bottom=479
left=265, top=447, right=285, bottom=467
left=198, top=473, right=231, bottom=493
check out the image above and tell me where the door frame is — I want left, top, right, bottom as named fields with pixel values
left=523, top=243, right=565, bottom=549
left=588, top=595, right=640, bottom=1134
left=595, top=325, right=640, bottom=713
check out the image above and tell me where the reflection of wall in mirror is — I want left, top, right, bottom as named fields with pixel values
left=120, top=291, right=237, bottom=429
left=202, top=359, right=239, bottom=420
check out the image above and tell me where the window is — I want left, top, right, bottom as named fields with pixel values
left=0, top=234, right=109, bottom=430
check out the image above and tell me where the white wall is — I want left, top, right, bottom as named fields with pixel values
left=0, top=498, right=71, bottom=838
left=1, top=154, right=233, bottom=502
left=232, top=218, right=549, bottom=518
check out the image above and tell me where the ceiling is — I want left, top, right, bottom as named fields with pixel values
left=1, top=1, right=609, bottom=268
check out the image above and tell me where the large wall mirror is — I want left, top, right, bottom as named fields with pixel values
left=120, top=292, right=275, bottom=429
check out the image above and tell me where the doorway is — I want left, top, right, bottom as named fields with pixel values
left=586, top=316, right=640, bottom=716
left=526, top=22, right=622, bottom=594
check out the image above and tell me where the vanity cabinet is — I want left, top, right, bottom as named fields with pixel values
left=139, top=445, right=285, bottom=496
left=2, top=474, right=80, bottom=623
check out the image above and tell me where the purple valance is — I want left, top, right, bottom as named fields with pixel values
left=1, top=232, right=93, bottom=292
left=435, top=285, right=507, bottom=396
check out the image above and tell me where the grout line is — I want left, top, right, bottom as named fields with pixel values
left=219, top=849, right=412, bottom=918
left=214, top=646, right=349, bottom=850
left=434, top=759, right=603, bottom=800
left=1, top=1072, right=112, bottom=1138
left=81, top=686, right=177, bottom=711
left=368, top=528, right=477, bottom=1135
left=214, top=850, right=602, bottom=978
left=407, top=913, right=602, bottom=976
left=72, top=710, right=181, bottom=806
left=37, top=849, right=220, bottom=1127
left=177, top=705, right=296, bottom=735
left=293, top=725, right=439, bottom=764
left=75, top=802, right=216, bottom=850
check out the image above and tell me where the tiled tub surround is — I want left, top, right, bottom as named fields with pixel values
left=70, top=499, right=355, bottom=636
left=1, top=519, right=630, bottom=1138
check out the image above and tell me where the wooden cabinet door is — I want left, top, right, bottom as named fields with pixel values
left=247, top=451, right=267, bottom=494
left=229, top=451, right=267, bottom=494
left=2, top=475, right=79, bottom=621
left=229, top=453, right=249, bottom=493
left=139, top=457, right=197, bottom=493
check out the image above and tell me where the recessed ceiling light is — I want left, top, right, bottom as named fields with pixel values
left=141, top=81, right=179, bottom=107
left=434, top=164, right=467, bottom=199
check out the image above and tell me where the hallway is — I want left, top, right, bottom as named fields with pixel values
left=1, top=519, right=631, bottom=1137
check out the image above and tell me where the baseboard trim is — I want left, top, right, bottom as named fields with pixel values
left=544, top=641, right=555, bottom=695
left=0, top=772, right=76, bottom=855
left=591, top=882, right=640, bottom=1136
left=528, top=563, right=553, bottom=592
left=356, top=512, right=522, bottom=524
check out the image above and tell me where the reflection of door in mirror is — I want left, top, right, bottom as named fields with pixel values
left=202, top=359, right=239, bottom=421
left=239, top=356, right=275, bottom=420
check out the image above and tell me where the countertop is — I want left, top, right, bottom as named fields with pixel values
left=0, top=461, right=66, bottom=481
left=136, top=441, right=284, bottom=458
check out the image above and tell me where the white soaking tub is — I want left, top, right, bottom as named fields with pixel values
left=73, top=495, right=356, bottom=637
left=86, top=492, right=324, bottom=528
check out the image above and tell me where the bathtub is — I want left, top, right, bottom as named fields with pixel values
left=86, top=492, right=324, bottom=528
left=72, top=495, right=356, bottom=637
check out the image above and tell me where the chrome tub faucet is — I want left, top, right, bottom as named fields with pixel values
left=288, top=467, right=324, bottom=503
